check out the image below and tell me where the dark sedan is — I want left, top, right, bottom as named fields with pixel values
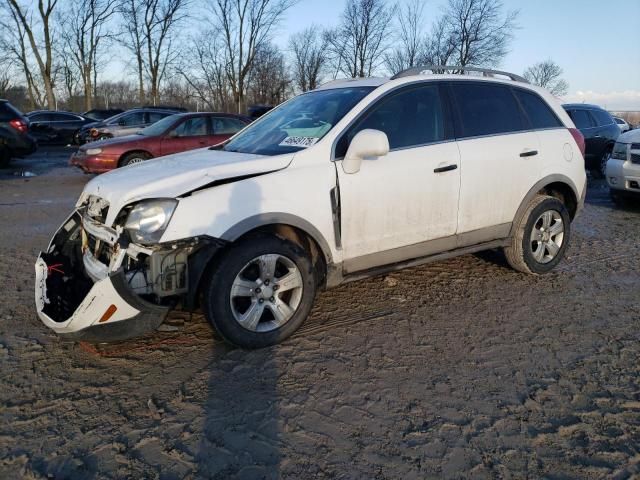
left=26, top=110, right=95, bottom=145
left=562, top=104, right=620, bottom=177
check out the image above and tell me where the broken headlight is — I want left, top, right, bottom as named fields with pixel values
left=124, top=199, right=177, bottom=244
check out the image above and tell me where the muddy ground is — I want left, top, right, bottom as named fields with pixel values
left=1, top=147, right=639, bottom=479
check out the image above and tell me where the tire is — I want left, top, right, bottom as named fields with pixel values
left=504, top=195, right=571, bottom=275
left=120, top=151, right=151, bottom=167
left=202, top=235, right=317, bottom=348
left=0, top=146, right=9, bottom=168
left=594, top=147, right=612, bottom=179
left=610, top=189, right=627, bottom=207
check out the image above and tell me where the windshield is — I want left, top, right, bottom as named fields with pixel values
left=223, top=87, right=375, bottom=156
left=138, top=114, right=181, bottom=136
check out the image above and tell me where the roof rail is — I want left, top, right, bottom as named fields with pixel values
left=391, top=65, right=529, bottom=84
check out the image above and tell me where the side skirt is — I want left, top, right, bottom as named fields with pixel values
left=330, top=239, right=509, bottom=286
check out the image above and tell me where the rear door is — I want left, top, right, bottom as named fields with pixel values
left=160, top=116, right=210, bottom=156
left=451, top=81, right=541, bottom=241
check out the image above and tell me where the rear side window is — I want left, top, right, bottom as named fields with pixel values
left=336, top=83, right=447, bottom=156
left=566, top=109, right=593, bottom=129
left=514, top=90, right=563, bottom=129
left=452, top=82, right=526, bottom=138
left=591, top=109, right=614, bottom=127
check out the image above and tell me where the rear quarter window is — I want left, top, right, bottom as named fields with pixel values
left=452, top=82, right=526, bottom=138
left=514, top=90, right=563, bottom=129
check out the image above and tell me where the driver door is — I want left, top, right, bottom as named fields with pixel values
left=335, top=83, right=461, bottom=274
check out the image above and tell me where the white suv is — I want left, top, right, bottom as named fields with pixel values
left=35, top=67, right=587, bottom=348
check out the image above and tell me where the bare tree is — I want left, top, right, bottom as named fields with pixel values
left=384, top=0, right=426, bottom=75
left=0, top=5, right=45, bottom=109
left=6, top=0, right=59, bottom=109
left=247, top=42, right=290, bottom=105
left=208, top=0, right=298, bottom=113
left=60, top=0, right=116, bottom=111
left=119, top=0, right=146, bottom=102
left=176, top=30, right=234, bottom=111
left=422, top=17, right=457, bottom=69
left=289, top=26, right=328, bottom=92
left=434, top=0, right=518, bottom=69
left=325, top=0, right=395, bottom=78
left=119, top=0, right=188, bottom=105
left=523, top=59, right=569, bottom=96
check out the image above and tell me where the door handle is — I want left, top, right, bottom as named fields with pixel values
left=520, top=149, right=538, bottom=158
left=433, top=164, right=458, bottom=173
left=593, top=135, right=602, bottom=138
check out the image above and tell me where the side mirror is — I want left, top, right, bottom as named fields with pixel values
left=342, top=129, right=389, bottom=174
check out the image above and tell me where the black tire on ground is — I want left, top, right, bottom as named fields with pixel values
left=593, top=147, right=612, bottom=179
left=0, top=146, right=9, bottom=168
left=120, top=151, right=152, bottom=167
left=610, top=189, right=629, bottom=207
left=504, top=194, right=571, bottom=275
left=202, top=235, right=317, bottom=348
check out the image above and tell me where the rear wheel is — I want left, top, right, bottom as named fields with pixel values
left=202, top=235, right=317, bottom=348
left=504, top=195, right=571, bottom=274
left=120, top=151, right=151, bottom=167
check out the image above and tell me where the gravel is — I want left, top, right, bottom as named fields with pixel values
left=1, top=148, right=639, bottom=479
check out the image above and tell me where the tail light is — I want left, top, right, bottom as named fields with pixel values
left=569, top=128, right=585, bottom=159
left=9, top=119, right=28, bottom=134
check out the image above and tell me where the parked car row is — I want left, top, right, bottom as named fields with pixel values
left=70, top=112, right=250, bottom=173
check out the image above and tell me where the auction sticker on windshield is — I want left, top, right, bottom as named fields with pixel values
left=278, top=136, right=320, bottom=148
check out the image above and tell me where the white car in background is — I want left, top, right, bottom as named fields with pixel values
left=613, top=116, right=631, bottom=133
left=607, top=128, right=640, bottom=203
left=35, top=66, right=587, bottom=349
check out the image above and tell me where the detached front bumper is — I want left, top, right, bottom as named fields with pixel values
left=35, top=213, right=170, bottom=343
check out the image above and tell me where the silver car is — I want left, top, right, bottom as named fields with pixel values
left=78, top=108, right=181, bottom=143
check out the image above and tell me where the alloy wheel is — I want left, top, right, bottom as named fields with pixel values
left=530, top=210, right=564, bottom=264
left=229, top=254, right=304, bottom=332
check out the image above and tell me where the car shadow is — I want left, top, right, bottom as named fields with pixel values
left=196, top=180, right=281, bottom=478
left=584, top=178, right=640, bottom=213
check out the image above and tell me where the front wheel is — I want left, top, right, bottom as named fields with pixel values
left=504, top=195, right=571, bottom=274
left=202, top=235, right=317, bottom=348
left=595, top=148, right=612, bottom=179
left=120, top=152, right=151, bottom=167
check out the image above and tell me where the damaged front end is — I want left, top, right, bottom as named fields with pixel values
left=35, top=200, right=222, bottom=343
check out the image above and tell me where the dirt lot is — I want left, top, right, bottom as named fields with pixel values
left=1, top=147, right=639, bottom=479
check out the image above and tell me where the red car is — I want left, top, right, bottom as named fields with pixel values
left=69, top=112, right=250, bottom=173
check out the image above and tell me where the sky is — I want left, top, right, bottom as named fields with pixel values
left=274, top=0, right=640, bottom=110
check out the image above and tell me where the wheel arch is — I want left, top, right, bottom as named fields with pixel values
left=118, top=149, right=153, bottom=167
left=221, top=213, right=334, bottom=269
left=510, top=175, right=580, bottom=237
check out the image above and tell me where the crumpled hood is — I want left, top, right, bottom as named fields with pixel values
left=79, top=148, right=294, bottom=225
